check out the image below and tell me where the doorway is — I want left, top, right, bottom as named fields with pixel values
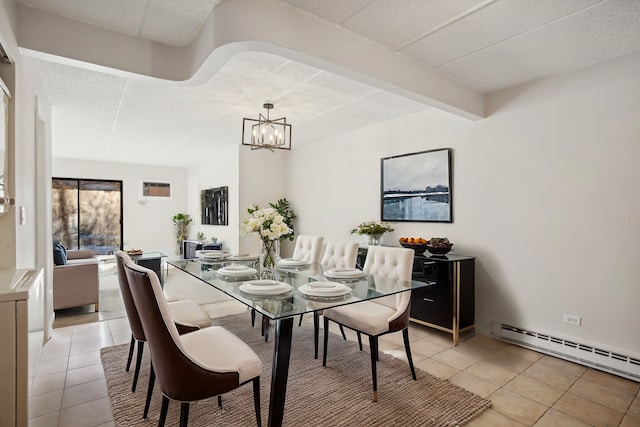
left=52, top=178, right=123, bottom=255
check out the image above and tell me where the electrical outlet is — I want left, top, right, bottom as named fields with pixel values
left=563, top=313, right=581, bottom=325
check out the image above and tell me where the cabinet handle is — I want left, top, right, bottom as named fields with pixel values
left=423, top=298, right=435, bottom=302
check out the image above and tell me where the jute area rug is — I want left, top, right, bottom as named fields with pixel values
left=101, top=313, right=491, bottom=426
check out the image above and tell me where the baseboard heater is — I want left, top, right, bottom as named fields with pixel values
left=493, top=323, right=640, bottom=382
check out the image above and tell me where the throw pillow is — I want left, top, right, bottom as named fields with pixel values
left=53, top=241, right=68, bottom=265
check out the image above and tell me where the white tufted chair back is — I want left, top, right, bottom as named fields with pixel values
left=292, top=235, right=324, bottom=264
left=320, top=241, right=360, bottom=269
left=362, top=245, right=414, bottom=312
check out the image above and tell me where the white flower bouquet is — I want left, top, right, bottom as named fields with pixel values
left=241, top=206, right=292, bottom=241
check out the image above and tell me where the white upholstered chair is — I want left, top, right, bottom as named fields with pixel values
left=124, top=261, right=262, bottom=427
left=322, top=245, right=416, bottom=401
left=292, top=235, right=324, bottom=264
left=305, top=241, right=361, bottom=349
left=320, top=241, right=360, bottom=270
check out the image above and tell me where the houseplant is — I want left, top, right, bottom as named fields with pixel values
left=172, top=213, right=192, bottom=252
left=351, top=221, right=394, bottom=246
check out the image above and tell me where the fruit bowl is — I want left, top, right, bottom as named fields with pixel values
left=399, top=238, right=428, bottom=255
left=400, top=242, right=428, bottom=255
left=425, top=243, right=453, bottom=255
left=425, top=237, right=453, bottom=255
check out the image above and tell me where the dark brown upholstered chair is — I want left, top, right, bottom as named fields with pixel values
left=115, top=251, right=211, bottom=418
left=322, top=245, right=417, bottom=401
left=124, top=261, right=262, bottom=427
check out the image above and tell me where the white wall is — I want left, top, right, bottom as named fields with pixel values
left=187, top=144, right=239, bottom=252
left=52, top=158, right=188, bottom=257
left=286, top=53, right=640, bottom=357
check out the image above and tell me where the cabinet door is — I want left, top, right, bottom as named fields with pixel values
left=410, top=286, right=453, bottom=328
left=417, top=259, right=453, bottom=302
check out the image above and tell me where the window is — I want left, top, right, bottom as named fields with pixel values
left=52, top=178, right=123, bottom=255
left=139, top=179, right=172, bottom=200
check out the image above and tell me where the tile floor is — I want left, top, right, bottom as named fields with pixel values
left=29, top=267, right=640, bottom=426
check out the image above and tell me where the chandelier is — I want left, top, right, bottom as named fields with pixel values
left=242, top=103, right=292, bottom=151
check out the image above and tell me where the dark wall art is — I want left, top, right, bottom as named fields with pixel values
left=381, top=148, right=452, bottom=223
left=201, top=186, right=228, bottom=225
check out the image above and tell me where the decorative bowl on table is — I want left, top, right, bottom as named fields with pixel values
left=399, top=237, right=428, bottom=255
left=425, top=238, right=453, bottom=255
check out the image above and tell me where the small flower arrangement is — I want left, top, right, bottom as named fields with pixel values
left=242, top=205, right=292, bottom=242
left=350, top=221, right=394, bottom=236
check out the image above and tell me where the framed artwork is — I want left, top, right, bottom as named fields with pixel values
left=201, top=186, right=228, bottom=225
left=381, top=148, right=452, bottom=223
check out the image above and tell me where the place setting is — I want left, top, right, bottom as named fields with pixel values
left=275, top=257, right=311, bottom=270
left=216, top=264, right=258, bottom=281
left=323, top=267, right=367, bottom=283
left=298, top=280, right=352, bottom=300
left=196, top=250, right=230, bottom=263
left=237, top=279, right=293, bottom=300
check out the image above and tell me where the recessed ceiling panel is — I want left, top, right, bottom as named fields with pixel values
left=19, top=0, right=148, bottom=38
left=400, top=0, right=605, bottom=68
left=342, top=0, right=484, bottom=50
left=280, top=0, right=372, bottom=24
left=439, top=0, right=640, bottom=93
left=138, top=0, right=220, bottom=46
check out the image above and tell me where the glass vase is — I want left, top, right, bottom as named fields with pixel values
left=260, top=239, right=280, bottom=279
left=365, top=233, right=382, bottom=246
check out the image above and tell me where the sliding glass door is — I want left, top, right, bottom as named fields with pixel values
left=52, top=178, right=122, bottom=255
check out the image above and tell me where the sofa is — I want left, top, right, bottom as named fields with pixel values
left=53, top=248, right=100, bottom=311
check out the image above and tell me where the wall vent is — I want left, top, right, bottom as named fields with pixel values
left=493, top=323, right=640, bottom=382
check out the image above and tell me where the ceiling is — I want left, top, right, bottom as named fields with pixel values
left=18, top=0, right=640, bottom=168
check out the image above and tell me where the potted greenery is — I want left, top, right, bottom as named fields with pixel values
left=172, top=213, right=193, bottom=252
left=351, top=221, right=394, bottom=246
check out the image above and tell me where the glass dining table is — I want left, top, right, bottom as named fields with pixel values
left=168, top=257, right=430, bottom=427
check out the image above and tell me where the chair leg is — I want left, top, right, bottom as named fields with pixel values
left=298, top=313, right=304, bottom=326
left=313, top=312, right=320, bottom=359
left=143, top=362, right=155, bottom=419
left=217, top=395, right=222, bottom=408
left=357, top=332, right=363, bottom=351
left=179, top=402, right=189, bottom=427
left=252, top=377, right=262, bottom=427
left=159, top=396, right=169, bottom=427
left=262, top=316, right=270, bottom=342
left=250, top=308, right=256, bottom=327
left=339, top=325, right=347, bottom=340
left=402, top=328, right=417, bottom=380
left=322, top=316, right=330, bottom=367
left=125, top=335, right=135, bottom=371
left=132, top=341, right=144, bottom=392
left=369, top=335, right=378, bottom=402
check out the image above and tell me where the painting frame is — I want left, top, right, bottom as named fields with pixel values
left=381, top=148, right=453, bottom=223
left=201, top=186, right=228, bottom=225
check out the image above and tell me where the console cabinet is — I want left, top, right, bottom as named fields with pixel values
left=182, top=240, right=222, bottom=259
left=409, top=253, right=475, bottom=345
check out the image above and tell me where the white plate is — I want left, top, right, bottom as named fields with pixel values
left=217, top=265, right=258, bottom=277
left=323, top=268, right=367, bottom=279
left=277, top=258, right=308, bottom=267
left=197, top=250, right=229, bottom=260
left=227, top=254, right=260, bottom=262
left=239, top=281, right=292, bottom=295
left=298, top=281, right=352, bottom=298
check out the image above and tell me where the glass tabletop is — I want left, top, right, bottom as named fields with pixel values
left=168, top=258, right=431, bottom=321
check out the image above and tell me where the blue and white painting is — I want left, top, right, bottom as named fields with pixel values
left=381, top=148, right=452, bottom=222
